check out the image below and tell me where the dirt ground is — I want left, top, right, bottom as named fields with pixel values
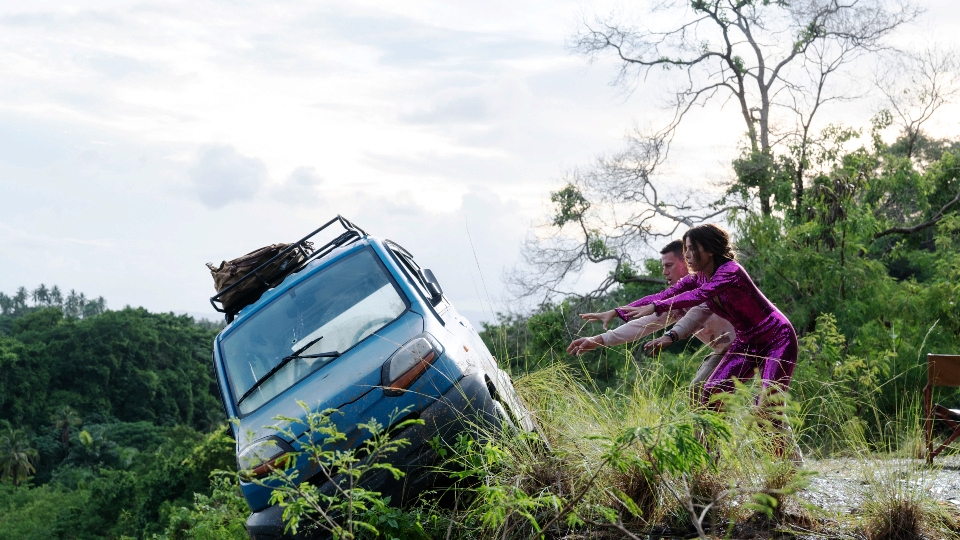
left=801, top=455, right=960, bottom=515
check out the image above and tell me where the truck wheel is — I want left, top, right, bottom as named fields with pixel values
left=485, top=377, right=519, bottom=432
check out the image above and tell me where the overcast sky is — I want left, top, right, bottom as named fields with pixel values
left=1, top=0, right=957, bottom=326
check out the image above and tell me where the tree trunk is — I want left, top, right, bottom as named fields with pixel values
left=760, top=188, right=772, bottom=216
left=794, top=170, right=804, bottom=219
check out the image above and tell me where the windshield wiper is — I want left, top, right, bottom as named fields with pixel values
left=287, top=335, right=326, bottom=360
left=237, top=336, right=341, bottom=405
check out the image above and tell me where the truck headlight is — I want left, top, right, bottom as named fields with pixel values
left=238, top=437, right=294, bottom=479
left=381, top=332, right=443, bottom=396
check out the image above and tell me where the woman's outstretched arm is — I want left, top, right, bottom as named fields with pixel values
left=613, top=274, right=699, bottom=321
left=650, top=262, right=739, bottom=314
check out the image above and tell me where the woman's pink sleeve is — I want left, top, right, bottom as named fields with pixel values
left=628, top=275, right=699, bottom=307
left=615, top=275, right=699, bottom=321
left=651, top=263, right=738, bottom=315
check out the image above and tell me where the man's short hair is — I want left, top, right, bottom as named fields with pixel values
left=660, top=240, right=684, bottom=258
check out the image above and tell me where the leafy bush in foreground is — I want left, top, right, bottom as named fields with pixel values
left=247, top=403, right=428, bottom=540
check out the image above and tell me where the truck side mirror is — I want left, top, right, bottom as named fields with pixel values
left=422, top=269, right=443, bottom=306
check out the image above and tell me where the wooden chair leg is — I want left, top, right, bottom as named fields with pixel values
left=924, top=384, right=933, bottom=464
left=931, top=429, right=960, bottom=460
left=930, top=406, right=960, bottom=460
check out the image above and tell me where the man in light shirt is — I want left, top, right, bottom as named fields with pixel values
left=565, top=240, right=736, bottom=402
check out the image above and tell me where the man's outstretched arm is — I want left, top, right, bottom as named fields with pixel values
left=598, top=311, right=679, bottom=347
left=644, top=304, right=712, bottom=354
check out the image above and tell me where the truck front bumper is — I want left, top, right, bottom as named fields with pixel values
left=245, top=373, right=498, bottom=540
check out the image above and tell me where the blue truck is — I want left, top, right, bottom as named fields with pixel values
left=208, top=216, right=537, bottom=538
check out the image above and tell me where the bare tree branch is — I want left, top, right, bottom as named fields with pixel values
left=620, top=276, right=669, bottom=285
left=509, top=130, right=745, bottom=307
left=572, top=0, right=920, bottom=215
left=876, top=45, right=960, bottom=159
left=874, top=188, right=960, bottom=239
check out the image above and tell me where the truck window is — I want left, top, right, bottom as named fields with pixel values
left=219, top=248, right=408, bottom=415
left=386, top=242, right=434, bottom=300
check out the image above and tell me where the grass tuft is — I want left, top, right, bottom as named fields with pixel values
left=866, top=497, right=924, bottom=540
left=857, top=455, right=956, bottom=540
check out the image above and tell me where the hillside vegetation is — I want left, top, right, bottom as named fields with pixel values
left=1, top=134, right=959, bottom=539
left=8, top=0, right=960, bottom=536
left=483, top=130, right=960, bottom=451
left=0, top=299, right=241, bottom=538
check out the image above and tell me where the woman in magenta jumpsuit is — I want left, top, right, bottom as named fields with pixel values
left=621, top=224, right=798, bottom=453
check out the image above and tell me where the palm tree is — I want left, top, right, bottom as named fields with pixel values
left=71, top=427, right=118, bottom=469
left=51, top=406, right=82, bottom=453
left=0, top=428, right=39, bottom=487
left=49, top=286, right=63, bottom=308
left=0, top=293, right=11, bottom=316
left=32, top=284, right=49, bottom=306
left=83, top=296, right=106, bottom=318
left=65, top=290, right=80, bottom=318
left=13, top=287, right=28, bottom=314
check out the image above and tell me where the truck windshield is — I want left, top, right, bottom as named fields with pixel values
left=220, top=248, right=407, bottom=414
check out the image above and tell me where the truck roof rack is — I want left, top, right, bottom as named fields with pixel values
left=209, top=215, right=368, bottom=317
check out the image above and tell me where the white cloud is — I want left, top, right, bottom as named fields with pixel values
left=329, top=187, right=525, bottom=324
left=0, top=220, right=114, bottom=249
left=1, top=0, right=956, bottom=326
left=190, top=145, right=268, bottom=209
left=271, top=166, right=323, bottom=205
left=402, top=95, right=491, bottom=125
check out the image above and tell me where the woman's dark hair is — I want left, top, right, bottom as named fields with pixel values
left=682, top=224, right=737, bottom=264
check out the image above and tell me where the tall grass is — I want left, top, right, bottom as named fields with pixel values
left=422, top=341, right=960, bottom=539
left=422, top=355, right=806, bottom=538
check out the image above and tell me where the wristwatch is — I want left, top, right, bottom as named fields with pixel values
left=665, top=330, right=679, bottom=343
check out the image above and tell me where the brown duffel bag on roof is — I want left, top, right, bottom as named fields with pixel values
left=207, top=242, right=313, bottom=314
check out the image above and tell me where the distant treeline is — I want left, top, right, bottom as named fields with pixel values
left=0, top=288, right=243, bottom=539
left=0, top=284, right=106, bottom=321
left=0, top=307, right=221, bottom=432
